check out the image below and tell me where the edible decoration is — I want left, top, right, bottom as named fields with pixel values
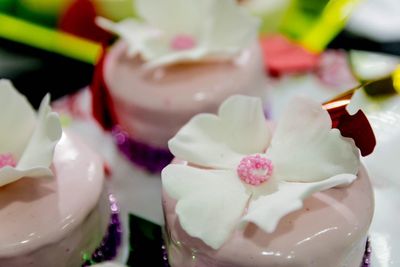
left=362, top=239, right=372, bottom=267
left=0, top=79, right=62, bottom=187
left=237, top=155, right=273, bottom=186
left=96, top=0, right=259, bottom=68
left=82, top=194, right=122, bottom=267
left=323, top=87, right=376, bottom=156
left=162, top=95, right=360, bottom=249
left=0, top=154, right=16, bottom=168
left=112, top=126, right=173, bottom=173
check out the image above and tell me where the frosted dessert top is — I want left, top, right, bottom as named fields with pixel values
left=162, top=95, right=364, bottom=249
left=0, top=80, right=61, bottom=187
left=97, top=0, right=259, bottom=68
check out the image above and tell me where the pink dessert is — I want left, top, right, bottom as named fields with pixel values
left=103, top=39, right=268, bottom=148
left=161, top=95, right=375, bottom=267
left=93, top=0, right=267, bottom=172
left=0, top=132, right=109, bottom=267
left=163, top=165, right=373, bottom=267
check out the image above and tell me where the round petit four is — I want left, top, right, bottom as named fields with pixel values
left=162, top=95, right=375, bottom=267
left=93, top=0, right=268, bottom=172
left=0, top=80, right=121, bottom=267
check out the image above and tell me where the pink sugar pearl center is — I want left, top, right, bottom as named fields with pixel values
left=0, top=153, right=16, bottom=168
left=170, top=34, right=196, bottom=51
left=237, top=155, right=273, bottom=186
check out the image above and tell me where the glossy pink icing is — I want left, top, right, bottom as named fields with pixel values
left=104, top=40, right=268, bottom=148
left=0, top=132, right=107, bottom=267
left=163, top=166, right=374, bottom=267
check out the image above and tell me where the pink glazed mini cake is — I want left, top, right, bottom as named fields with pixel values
left=0, top=80, right=120, bottom=267
left=161, top=95, right=375, bottom=267
left=93, top=0, right=268, bottom=172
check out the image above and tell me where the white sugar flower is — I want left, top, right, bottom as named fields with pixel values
left=96, top=0, right=259, bottom=68
left=0, top=80, right=62, bottom=187
left=162, top=95, right=360, bottom=249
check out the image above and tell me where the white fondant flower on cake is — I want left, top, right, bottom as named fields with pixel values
left=96, top=0, right=259, bottom=68
left=162, top=95, right=360, bottom=249
left=0, top=80, right=62, bottom=187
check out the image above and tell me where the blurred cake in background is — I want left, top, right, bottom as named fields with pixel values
left=93, top=0, right=269, bottom=173
left=0, top=80, right=121, bottom=267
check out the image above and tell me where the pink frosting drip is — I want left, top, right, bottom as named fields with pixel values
left=237, top=155, right=273, bottom=186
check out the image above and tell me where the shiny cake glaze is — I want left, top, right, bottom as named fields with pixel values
left=0, top=132, right=108, bottom=267
left=163, top=166, right=374, bottom=267
left=104, top=40, right=268, bottom=148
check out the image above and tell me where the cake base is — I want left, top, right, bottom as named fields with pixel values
left=163, top=166, right=374, bottom=267
left=161, top=239, right=372, bottom=267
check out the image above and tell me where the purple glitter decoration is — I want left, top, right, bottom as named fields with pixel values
left=161, top=242, right=171, bottom=267
left=82, top=194, right=122, bottom=266
left=112, top=126, right=174, bottom=173
left=361, top=238, right=372, bottom=267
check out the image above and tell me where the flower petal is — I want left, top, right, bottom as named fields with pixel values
left=136, top=0, right=207, bottom=36
left=0, top=80, right=36, bottom=158
left=142, top=46, right=208, bottom=69
left=242, top=173, right=357, bottom=233
left=0, top=166, right=52, bottom=187
left=162, top=164, right=249, bottom=249
left=268, top=97, right=360, bottom=182
left=96, top=17, right=160, bottom=57
left=219, top=95, right=270, bottom=154
left=17, top=94, right=62, bottom=170
left=208, top=0, right=259, bottom=54
left=168, top=95, right=270, bottom=169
